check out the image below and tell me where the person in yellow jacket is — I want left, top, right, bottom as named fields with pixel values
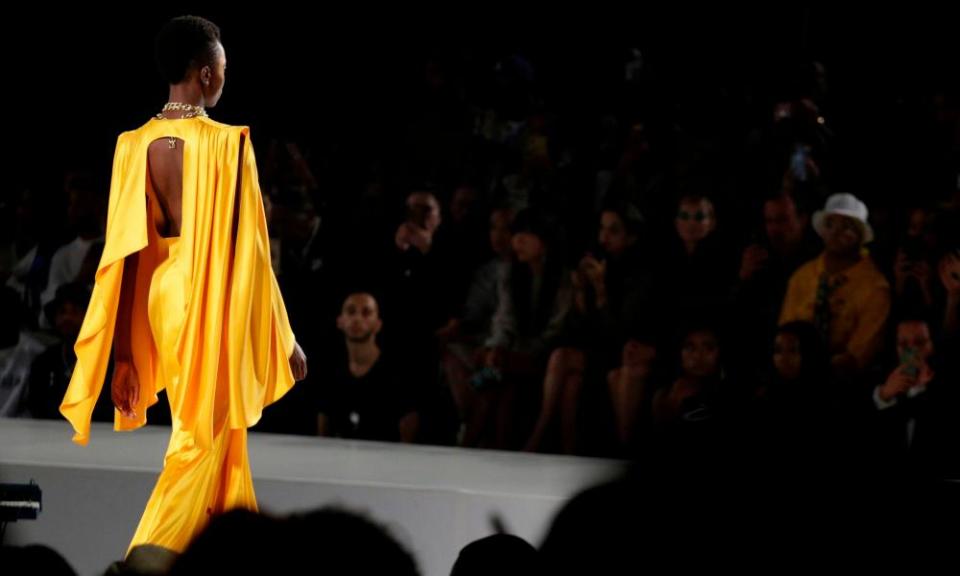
left=780, top=193, right=890, bottom=377
left=59, top=15, right=308, bottom=555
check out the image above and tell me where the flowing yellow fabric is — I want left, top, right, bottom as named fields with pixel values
left=59, top=116, right=297, bottom=553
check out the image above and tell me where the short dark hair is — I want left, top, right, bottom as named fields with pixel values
left=600, top=199, right=645, bottom=237
left=510, top=208, right=555, bottom=243
left=289, top=508, right=420, bottom=575
left=764, top=190, right=805, bottom=216
left=155, top=15, right=221, bottom=84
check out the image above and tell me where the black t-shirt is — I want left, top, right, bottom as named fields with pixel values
left=314, top=348, right=419, bottom=442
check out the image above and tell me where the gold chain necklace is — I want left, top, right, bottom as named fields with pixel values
left=156, top=103, right=208, bottom=148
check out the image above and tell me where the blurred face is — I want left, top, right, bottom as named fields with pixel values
left=821, top=214, right=863, bottom=256
left=773, top=332, right=803, bottom=381
left=200, top=42, right=227, bottom=108
left=337, top=293, right=382, bottom=343
left=512, top=232, right=545, bottom=264
left=489, top=210, right=513, bottom=258
left=906, top=208, right=927, bottom=238
left=55, top=301, right=85, bottom=340
left=599, top=211, right=633, bottom=257
left=450, top=186, right=476, bottom=223
left=764, top=196, right=804, bottom=252
left=896, top=321, right=934, bottom=365
left=681, top=330, right=720, bottom=379
left=407, top=193, right=442, bottom=233
left=288, top=203, right=318, bottom=246
left=675, top=198, right=715, bottom=247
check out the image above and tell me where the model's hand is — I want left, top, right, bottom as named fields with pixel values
left=112, top=360, right=140, bottom=419
left=289, top=342, right=308, bottom=381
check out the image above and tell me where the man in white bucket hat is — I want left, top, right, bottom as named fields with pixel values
left=811, top=193, right=874, bottom=244
left=780, top=193, right=890, bottom=377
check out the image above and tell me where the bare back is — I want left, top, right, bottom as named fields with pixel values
left=147, top=138, right=184, bottom=239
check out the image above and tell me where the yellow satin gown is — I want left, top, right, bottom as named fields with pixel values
left=60, top=115, right=298, bottom=555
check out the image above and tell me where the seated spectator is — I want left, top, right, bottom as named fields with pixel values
left=475, top=209, right=573, bottom=449
left=441, top=207, right=514, bottom=445
left=0, top=286, right=52, bottom=416
left=525, top=202, right=656, bottom=454
left=731, top=191, right=820, bottom=380
left=314, top=292, right=420, bottom=443
left=870, top=315, right=960, bottom=479
left=28, top=283, right=112, bottom=421
left=780, top=193, right=891, bottom=379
